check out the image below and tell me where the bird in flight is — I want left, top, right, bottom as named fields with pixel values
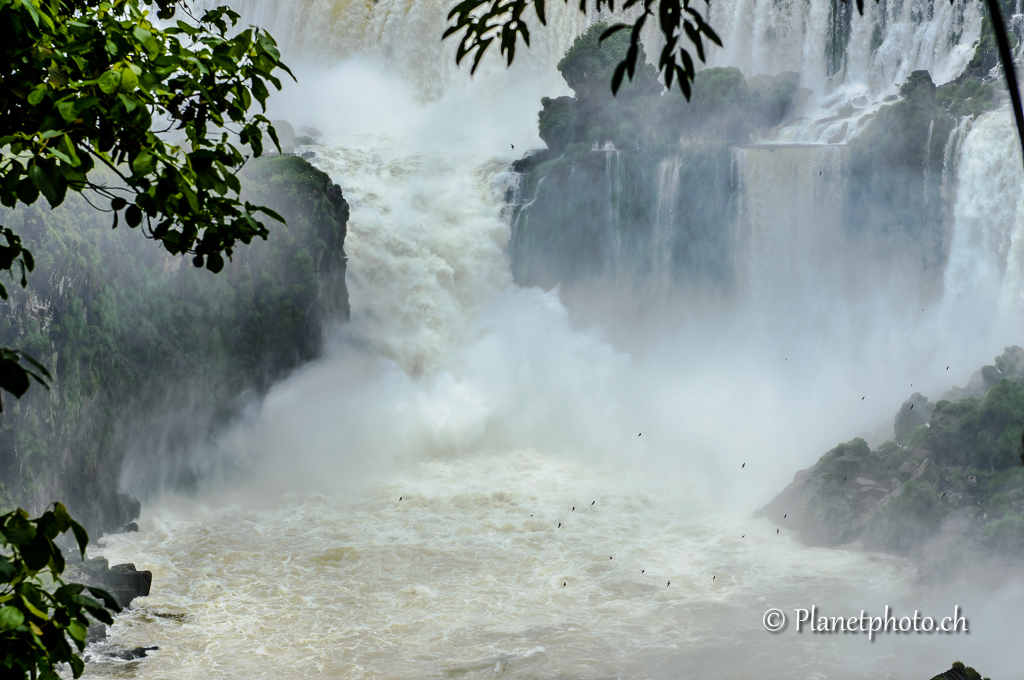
left=741, top=463, right=745, bottom=469
left=562, top=582, right=566, bottom=587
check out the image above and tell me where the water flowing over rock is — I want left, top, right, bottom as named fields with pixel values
left=22, top=0, right=1024, bottom=675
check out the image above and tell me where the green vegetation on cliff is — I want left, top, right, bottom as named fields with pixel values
left=846, top=71, right=955, bottom=276
left=762, top=347, right=1024, bottom=576
left=0, top=0, right=296, bottom=404
left=512, top=24, right=800, bottom=289
left=0, top=156, right=348, bottom=535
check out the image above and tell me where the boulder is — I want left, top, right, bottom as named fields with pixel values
left=68, top=557, right=153, bottom=608
left=894, top=392, right=933, bottom=445
left=757, top=439, right=886, bottom=546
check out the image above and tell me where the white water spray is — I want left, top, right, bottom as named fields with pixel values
left=83, top=0, right=1024, bottom=677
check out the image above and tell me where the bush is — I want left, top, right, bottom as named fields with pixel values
left=0, top=504, right=119, bottom=679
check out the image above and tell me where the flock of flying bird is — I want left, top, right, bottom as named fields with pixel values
left=395, top=458, right=782, bottom=590
left=395, top=361, right=957, bottom=591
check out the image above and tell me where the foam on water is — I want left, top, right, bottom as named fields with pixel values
left=90, top=452, right=925, bottom=679
left=80, top=0, right=1024, bottom=676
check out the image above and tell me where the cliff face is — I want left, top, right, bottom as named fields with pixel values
left=509, top=25, right=1001, bottom=296
left=510, top=25, right=800, bottom=292
left=0, top=156, right=349, bottom=536
left=760, top=347, right=1024, bottom=578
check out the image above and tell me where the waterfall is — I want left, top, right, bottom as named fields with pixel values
left=732, top=144, right=849, bottom=298
left=923, top=118, right=934, bottom=208
left=708, top=0, right=980, bottom=97
left=601, top=146, right=624, bottom=272
left=652, top=158, right=682, bottom=289
left=707, top=0, right=980, bottom=145
left=79, top=2, right=1024, bottom=678
left=943, top=109, right=1024, bottom=337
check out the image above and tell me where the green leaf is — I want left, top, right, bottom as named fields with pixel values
left=132, top=152, right=156, bottom=176
left=19, top=594, right=49, bottom=620
left=85, top=587, right=121, bottom=613
left=98, top=71, right=121, bottom=94
left=67, top=619, right=87, bottom=642
left=0, top=356, right=31, bottom=398
left=28, top=164, right=60, bottom=206
left=27, top=87, right=46, bottom=106
left=611, top=60, right=628, bottom=95
left=117, top=66, right=139, bottom=92
left=125, top=205, right=143, bottom=228
left=0, top=606, right=24, bottom=630
left=599, top=23, right=630, bottom=42
left=206, top=251, right=224, bottom=273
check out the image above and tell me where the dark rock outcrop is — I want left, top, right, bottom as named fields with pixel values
left=509, top=24, right=801, bottom=291
left=115, top=646, right=159, bottom=660
left=0, top=156, right=350, bottom=533
left=762, top=347, right=1024, bottom=574
left=65, top=556, right=152, bottom=608
left=894, top=393, right=934, bottom=445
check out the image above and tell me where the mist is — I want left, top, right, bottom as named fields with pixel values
left=75, top=0, right=1024, bottom=677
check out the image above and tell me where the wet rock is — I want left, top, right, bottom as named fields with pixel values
left=757, top=438, right=885, bottom=546
left=66, top=557, right=153, bottom=608
left=894, top=392, right=933, bottom=445
left=86, top=622, right=107, bottom=643
left=114, top=646, right=159, bottom=660
left=510, top=148, right=557, bottom=175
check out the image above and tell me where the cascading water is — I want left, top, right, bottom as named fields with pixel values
left=79, top=0, right=1024, bottom=677
left=731, top=144, right=849, bottom=298
left=943, top=110, right=1024, bottom=338
left=652, top=158, right=682, bottom=289
left=709, top=0, right=981, bottom=144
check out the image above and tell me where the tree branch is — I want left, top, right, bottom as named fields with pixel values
left=984, top=0, right=1024, bottom=165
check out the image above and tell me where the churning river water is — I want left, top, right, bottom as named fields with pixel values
left=80, top=0, right=1024, bottom=675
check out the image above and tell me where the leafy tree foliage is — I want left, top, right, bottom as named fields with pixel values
left=444, top=0, right=721, bottom=99
left=0, top=0, right=294, bottom=403
left=0, top=504, right=120, bottom=679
